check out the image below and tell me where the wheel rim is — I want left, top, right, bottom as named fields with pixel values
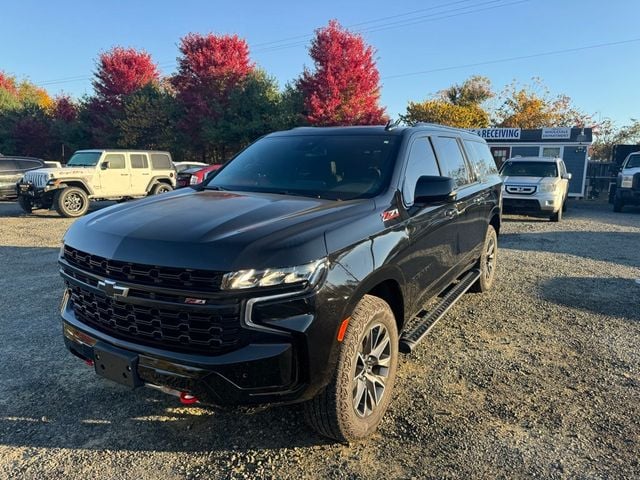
left=485, top=236, right=496, bottom=280
left=352, top=323, right=392, bottom=418
left=64, top=192, right=84, bottom=212
left=157, top=186, right=170, bottom=194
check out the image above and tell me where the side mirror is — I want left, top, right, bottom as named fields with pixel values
left=100, top=161, right=109, bottom=170
left=563, top=173, right=572, bottom=180
left=414, top=176, right=456, bottom=204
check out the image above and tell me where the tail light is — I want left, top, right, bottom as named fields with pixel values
left=189, top=175, right=199, bottom=185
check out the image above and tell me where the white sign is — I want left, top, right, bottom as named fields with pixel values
left=469, top=128, right=521, bottom=140
left=541, top=127, right=571, bottom=139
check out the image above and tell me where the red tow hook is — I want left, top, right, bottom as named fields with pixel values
left=84, top=359, right=94, bottom=367
left=179, top=392, right=199, bottom=405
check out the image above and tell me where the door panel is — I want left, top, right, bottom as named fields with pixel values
left=98, top=153, right=130, bottom=197
left=129, top=153, right=151, bottom=195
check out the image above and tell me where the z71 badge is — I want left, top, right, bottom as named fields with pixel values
left=381, top=208, right=400, bottom=222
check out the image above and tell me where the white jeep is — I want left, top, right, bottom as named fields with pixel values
left=17, top=150, right=176, bottom=217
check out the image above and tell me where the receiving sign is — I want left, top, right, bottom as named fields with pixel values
left=469, top=128, right=521, bottom=140
left=541, top=127, right=571, bottom=139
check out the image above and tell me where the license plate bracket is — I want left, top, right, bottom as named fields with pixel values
left=93, top=342, right=143, bottom=389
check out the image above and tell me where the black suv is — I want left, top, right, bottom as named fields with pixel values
left=59, top=124, right=502, bottom=442
left=0, top=156, right=44, bottom=199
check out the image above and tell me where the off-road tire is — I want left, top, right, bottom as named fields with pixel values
left=562, top=198, right=568, bottom=212
left=613, top=197, right=624, bottom=213
left=17, top=196, right=33, bottom=214
left=304, top=295, right=399, bottom=443
left=471, top=224, right=498, bottom=293
left=54, top=187, right=89, bottom=218
left=151, top=183, right=173, bottom=195
left=550, top=208, right=562, bottom=222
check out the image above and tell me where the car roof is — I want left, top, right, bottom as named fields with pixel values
left=506, top=156, right=560, bottom=163
left=266, top=124, right=485, bottom=141
left=74, top=149, right=171, bottom=154
left=0, top=156, right=43, bottom=161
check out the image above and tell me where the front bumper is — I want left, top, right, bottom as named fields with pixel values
left=616, top=188, right=640, bottom=205
left=502, top=192, right=560, bottom=215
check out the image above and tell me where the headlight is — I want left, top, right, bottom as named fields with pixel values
left=539, top=183, right=558, bottom=193
left=621, top=175, right=633, bottom=188
left=221, top=259, right=327, bottom=290
left=189, top=175, right=199, bottom=185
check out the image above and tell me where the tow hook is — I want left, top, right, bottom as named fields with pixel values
left=179, top=392, right=199, bottom=405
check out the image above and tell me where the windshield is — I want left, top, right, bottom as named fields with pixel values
left=205, top=135, right=400, bottom=200
left=67, top=152, right=102, bottom=167
left=625, top=154, right=640, bottom=169
left=501, top=160, right=558, bottom=178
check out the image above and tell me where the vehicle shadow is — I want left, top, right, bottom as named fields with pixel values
left=540, top=276, right=639, bottom=322
left=500, top=231, right=640, bottom=268
left=0, top=245, right=331, bottom=452
left=0, top=200, right=117, bottom=218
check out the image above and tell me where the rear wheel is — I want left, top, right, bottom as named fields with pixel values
left=54, top=187, right=89, bottom=218
left=562, top=197, right=568, bottom=212
left=304, top=295, right=398, bottom=443
left=151, top=183, right=172, bottom=195
left=17, top=196, right=33, bottom=214
left=471, top=225, right=498, bottom=293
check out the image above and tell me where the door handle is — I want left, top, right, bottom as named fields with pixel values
left=120, top=173, right=129, bottom=176
left=444, top=208, right=458, bottom=219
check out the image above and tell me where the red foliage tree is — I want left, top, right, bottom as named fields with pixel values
left=53, top=95, right=77, bottom=122
left=298, top=20, right=386, bottom=126
left=0, top=71, right=18, bottom=95
left=93, top=47, right=159, bottom=102
left=172, top=33, right=254, bottom=159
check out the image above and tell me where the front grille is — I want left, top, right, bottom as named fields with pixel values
left=506, top=184, right=536, bottom=195
left=63, top=245, right=224, bottom=293
left=23, top=171, right=48, bottom=188
left=68, top=284, right=244, bottom=353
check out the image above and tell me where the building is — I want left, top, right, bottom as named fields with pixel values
left=469, top=127, right=593, bottom=198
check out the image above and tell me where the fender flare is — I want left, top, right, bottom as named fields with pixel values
left=145, top=176, right=175, bottom=193
left=54, top=179, right=94, bottom=196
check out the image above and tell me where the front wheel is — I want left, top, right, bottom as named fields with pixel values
left=54, top=187, right=89, bottom=218
left=471, top=224, right=498, bottom=293
left=550, top=208, right=562, bottom=222
left=17, top=196, right=33, bottom=214
left=304, top=295, right=399, bottom=443
left=613, top=197, right=624, bottom=213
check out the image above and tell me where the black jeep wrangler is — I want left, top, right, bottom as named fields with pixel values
left=59, top=124, right=502, bottom=442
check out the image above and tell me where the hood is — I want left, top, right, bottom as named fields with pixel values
left=621, top=166, right=640, bottom=175
left=64, top=188, right=375, bottom=271
left=502, top=176, right=557, bottom=185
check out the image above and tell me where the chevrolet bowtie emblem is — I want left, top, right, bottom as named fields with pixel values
left=97, top=279, right=129, bottom=298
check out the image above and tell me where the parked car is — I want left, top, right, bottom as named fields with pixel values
left=176, top=163, right=222, bottom=188
left=173, top=161, right=207, bottom=173
left=0, top=156, right=44, bottom=200
left=17, top=149, right=176, bottom=217
left=613, top=152, right=640, bottom=212
left=58, top=124, right=502, bottom=442
left=500, top=156, right=571, bottom=222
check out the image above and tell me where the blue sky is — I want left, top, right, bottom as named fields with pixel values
left=2, top=0, right=639, bottom=125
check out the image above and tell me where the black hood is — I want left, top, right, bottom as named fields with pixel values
left=64, top=189, right=374, bottom=271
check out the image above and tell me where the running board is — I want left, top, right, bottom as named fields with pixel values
left=399, top=268, right=481, bottom=354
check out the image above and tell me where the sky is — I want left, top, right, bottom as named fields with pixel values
left=1, top=0, right=639, bottom=125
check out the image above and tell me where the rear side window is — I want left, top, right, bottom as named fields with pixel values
left=150, top=153, right=171, bottom=169
left=104, top=154, right=125, bottom=169
left=130, top=153, right=149, bottom=169
left=431, top=136, right=471, bottom=188
left=463, top=140, right=498, bottom=180
left=0, top=160, right=18, bottom=171
left=403, top=137, right=441, bottom=205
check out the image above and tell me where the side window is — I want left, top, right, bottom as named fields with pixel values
left=0, top=160, right=18, bottom=172
left=431, top=136, right=471, bottom=188
left=104, top=153, right=125, bottom=169
left=464, top=140, right=498, bottom=180
left=130, top=153, right=148, bottom=169
left=17, top=160, right=42, bottom=170
left=402, top=137, right=441, bottom=205
left=150, top=153, right=171, bottom=170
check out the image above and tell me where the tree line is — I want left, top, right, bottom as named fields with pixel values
left=0, top=20, right=636, bottom=163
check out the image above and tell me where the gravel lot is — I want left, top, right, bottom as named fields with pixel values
left=0, top=199, right=639, bottom=479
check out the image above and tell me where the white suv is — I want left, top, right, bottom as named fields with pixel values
left=17, top=150, right=176, bottom=217
left=500, top=156, right=571, bottom=222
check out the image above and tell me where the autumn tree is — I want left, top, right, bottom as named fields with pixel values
left=172, top=33, right=254, bottom=160
left=93, top=47, right=159, bottom=103
left=298, top=20, right=386, bottom=126
left=402, top=100, right=490, bottom=128
left=590, top=118, right=640, bottom=160
left=495, top=79, right=593, bottom=129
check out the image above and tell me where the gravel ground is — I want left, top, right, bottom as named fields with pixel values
left=0, top=199, right=639, bottom=479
